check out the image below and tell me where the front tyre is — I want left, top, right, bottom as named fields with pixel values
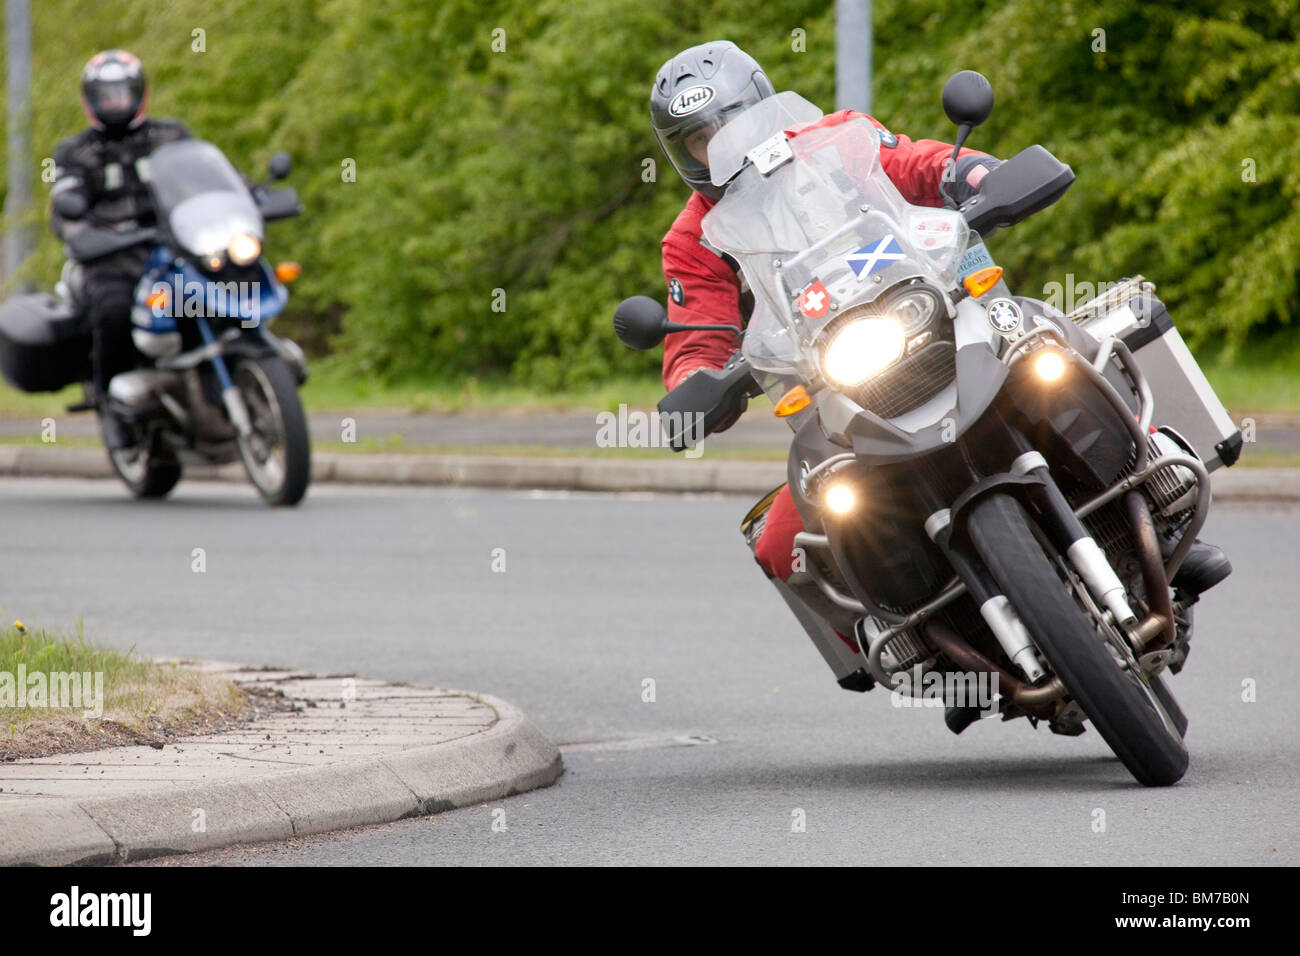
left=966, top=493, right=1188, bottom=787
left=232, top=355, right=310, bottom=507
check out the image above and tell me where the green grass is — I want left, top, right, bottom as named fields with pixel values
left=2, top=621, right=159, bottom=731
left=0, top=434, right=98, bottom=447
left=0, top=431, right=785, bottom=460
left=2, top=429, right=1285, bottom=466
left=298, top=360, right=666, bottom=414
left=0, top=621, right=244, bottom=747
left=0, top=622, right=152, bottom=697
left=313, top=353, right=1300, bottom=416
left=1230, top=449, right=1300, bottom=469
left=0, top=383, right=82, bottom=418
left=1203, top=365, right=1300, bottom=416
left=1198, top=330, right=1300, bottom=416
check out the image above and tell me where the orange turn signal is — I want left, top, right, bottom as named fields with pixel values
left=962, top=266, right=1003, bottom=298
left=774, top=385, right=812, bottom=418
left=144, top=289, right=168, bottom=310
left=275, top=261, right=302, bottom=283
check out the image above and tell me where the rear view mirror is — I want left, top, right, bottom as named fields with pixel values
left=614, top=296, right=670, bottom=350
left=940, top=71, right=996, bottom=206
left=613, top=295, right=743, bottom=351
left=942, top=70, right=994, bottom=129
left=268, top=151, right=293, bottom=181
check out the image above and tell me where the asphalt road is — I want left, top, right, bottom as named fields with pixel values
left=1, top=477, right=1296, bottom=866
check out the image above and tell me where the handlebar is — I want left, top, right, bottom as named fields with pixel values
left=255, top=187, right=302, bottom=222
left=657, top=349, right=762, bottom=451
left=958, top=144, right=1074, bottom=237
left=65, top=226, right=157, bottom=263
left=65, top=187, right=301, bottom=263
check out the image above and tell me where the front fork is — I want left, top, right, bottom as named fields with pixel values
left=195, top=316, right=254, bottom=440
left=1009, top=450, right=1140, bottom=630
left=927, top=452, right=1140, bottom=673
left=924, top=506, right=1049, bottom=684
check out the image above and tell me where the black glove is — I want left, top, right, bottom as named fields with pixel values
left=657, top=351, right=760, bottom=451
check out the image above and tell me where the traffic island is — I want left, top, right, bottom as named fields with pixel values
left=0, top=660, right=562, bottom=865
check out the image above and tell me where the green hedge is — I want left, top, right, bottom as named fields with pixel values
left=2, top=0, right=1296, bottom=387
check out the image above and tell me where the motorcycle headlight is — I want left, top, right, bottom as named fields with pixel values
left=889, top=288, right=943, bottom=336
left=818, top=286, right=943, bottom=388
left=821, top=317, right=906, bottom=387
left=227, top=233, right=262, bottom=267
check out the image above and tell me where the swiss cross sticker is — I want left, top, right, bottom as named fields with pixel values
left=797, top=280, right=831, bottom=319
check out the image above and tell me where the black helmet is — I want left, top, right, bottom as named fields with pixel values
left=81, top=50, right=148, bottom=134
left=651, top=41, right=774, bottom=199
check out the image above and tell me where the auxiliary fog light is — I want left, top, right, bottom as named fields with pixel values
left=825, top=482, right=857, bottom=515
left=1034, top=349, right=1067, bottom=383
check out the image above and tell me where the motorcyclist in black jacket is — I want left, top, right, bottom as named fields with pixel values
left=49, top=50, right=191, bottom=449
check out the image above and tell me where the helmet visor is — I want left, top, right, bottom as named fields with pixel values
left=657, top=77, right=769, bottom=191
left=84, top=63, right=145, bottom=127
left=660, top=117, right=728, bottom=186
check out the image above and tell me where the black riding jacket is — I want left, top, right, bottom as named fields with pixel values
left=49, top=118, right=191, bottom=241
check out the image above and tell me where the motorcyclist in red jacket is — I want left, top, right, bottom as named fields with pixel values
left=650, top=39, right=1231, bottom=635
left=652, top=40, right=1002, bottom=587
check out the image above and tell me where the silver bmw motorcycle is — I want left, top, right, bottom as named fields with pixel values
left=615, top=72, right=1241, bottom=786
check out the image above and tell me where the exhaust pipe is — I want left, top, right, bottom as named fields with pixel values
left=922, top=619, right=1066, bottom=718
left=1123, top=490, right=1176, bottom=651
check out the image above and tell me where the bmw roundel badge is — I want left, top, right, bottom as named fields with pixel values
left=986, top=297, right=1023, bottom=335
left=668, top=277, right=684, bottom=306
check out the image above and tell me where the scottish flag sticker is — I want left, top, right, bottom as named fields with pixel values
left=845, top=235, right=905, bottom=277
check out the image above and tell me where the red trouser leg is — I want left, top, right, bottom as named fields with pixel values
left=755, top=485, right=860, bottom=653
left=754, top=484, right=806, bottom=582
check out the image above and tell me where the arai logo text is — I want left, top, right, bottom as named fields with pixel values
left=669, top=85, right=715, bottom=117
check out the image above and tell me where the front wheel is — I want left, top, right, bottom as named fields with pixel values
left=231, top=355, right=310, bottom=507
left=966, top=493, right=1188, bottom=787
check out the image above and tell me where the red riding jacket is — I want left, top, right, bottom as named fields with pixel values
left=660, top=109, right=997, bottom=389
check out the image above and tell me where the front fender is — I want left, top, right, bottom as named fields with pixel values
left=216, top=331, right=308, bottom=384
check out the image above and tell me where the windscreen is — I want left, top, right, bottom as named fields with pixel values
left=702, top=97, right=970, bottom=374
left=147, top=140, right=262, bottom=258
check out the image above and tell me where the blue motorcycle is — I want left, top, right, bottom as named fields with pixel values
left=0, top=140, right=311, bottom=505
